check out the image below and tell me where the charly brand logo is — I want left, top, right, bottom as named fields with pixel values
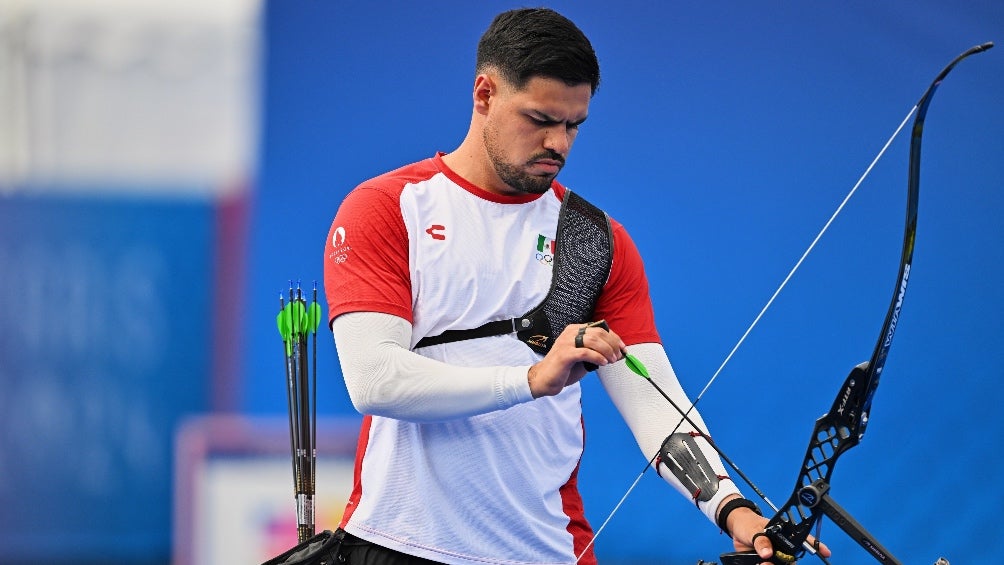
left=329, top=226, right=350, bottom=264
left=425, top=224, right=446, bottom=240
left=534, top=234, right=556, bottom=266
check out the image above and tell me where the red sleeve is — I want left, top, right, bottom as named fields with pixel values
left=593, top=219, right=662, bottom=346
left=324, top=185, right=412, bottom=325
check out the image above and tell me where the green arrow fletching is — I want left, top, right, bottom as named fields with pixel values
left=277, top=283, right=322, bottom=356
left=286, top=301, right=304, bottom=334
left=277, top=309, right=291, bottom=341
left=624, top=353, right=649, bottom=379
left=307, top=303, right=322, bottom=332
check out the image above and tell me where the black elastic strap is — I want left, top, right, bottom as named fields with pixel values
left=716, top=497, right=762, bottom=538
left=415, top=316, right=534, bottom=349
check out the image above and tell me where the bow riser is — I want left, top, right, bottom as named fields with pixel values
left=750, top=363, right=871, bottom=563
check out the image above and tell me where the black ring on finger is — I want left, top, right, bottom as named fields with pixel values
left=751, top=532, right=767, bottom=546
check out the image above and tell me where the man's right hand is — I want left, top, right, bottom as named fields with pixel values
left=527, top=321, right=626, bottom=398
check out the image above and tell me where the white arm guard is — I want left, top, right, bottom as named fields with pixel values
left=596, top=342, right=740, bottom=524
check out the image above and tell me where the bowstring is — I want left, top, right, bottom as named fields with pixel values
left=578, top=104, right=918, bottom=563
left=690, top=105, right=917, bottom=410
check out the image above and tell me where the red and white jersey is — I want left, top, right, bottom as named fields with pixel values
left=324, top=153, right=661, bottom=565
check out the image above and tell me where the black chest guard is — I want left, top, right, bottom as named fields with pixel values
left=414, top=189, right=613, bottom=354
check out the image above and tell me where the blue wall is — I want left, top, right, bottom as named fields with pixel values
left=0, top=193, right=214, bottom=562
left=248, top=2, right=1004, bottom=563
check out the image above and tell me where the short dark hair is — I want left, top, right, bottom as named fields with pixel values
left=475, top=8, right=600, bottom=95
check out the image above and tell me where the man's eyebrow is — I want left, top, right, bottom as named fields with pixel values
left=531, top=110, right=589, bottom=126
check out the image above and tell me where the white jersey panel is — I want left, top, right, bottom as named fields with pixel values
left=403, top=172, right=562, bottom=345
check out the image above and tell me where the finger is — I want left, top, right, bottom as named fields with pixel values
left=574, top=324, right=588, bottom=349
left=750, top=532, right=773, bottom=561
left=805, top=534, right=831, bottom=558
left=570, top=322, right=628, bottom=371
left=565, top=325, right=601, bottom=372
left=583, top=337, right=622, bottom=365
left=572, top=324, right=611, bottom=356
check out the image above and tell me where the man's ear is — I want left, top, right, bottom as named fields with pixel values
left=473, top=73, right=496, bottom=115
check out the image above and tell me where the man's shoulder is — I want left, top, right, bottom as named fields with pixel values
left=355, top=156, right=442, bottom=195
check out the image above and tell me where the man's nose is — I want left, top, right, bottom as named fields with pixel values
left=542, top=125, right=573, bottom=156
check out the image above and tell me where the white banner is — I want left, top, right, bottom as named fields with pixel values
left=0, top=0, right=261, bottom=197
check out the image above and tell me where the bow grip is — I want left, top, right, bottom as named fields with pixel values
left=719, top=550, right=795, bottom=565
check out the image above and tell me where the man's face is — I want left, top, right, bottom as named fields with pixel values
left=481, top=76, right=591, bottom=195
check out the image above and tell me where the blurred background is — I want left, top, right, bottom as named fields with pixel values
left=1, top=1, right=1001, bottom=563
